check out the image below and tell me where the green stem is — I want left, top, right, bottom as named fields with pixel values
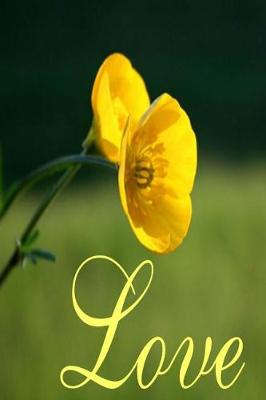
left=0, top=154, right=115, bottom=221
left=0, top=152, right=116, bottom=287
left=0, top=249, right=21, bottom=288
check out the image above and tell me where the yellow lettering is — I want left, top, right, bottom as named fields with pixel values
left=60, top=256, right=245, bottom=391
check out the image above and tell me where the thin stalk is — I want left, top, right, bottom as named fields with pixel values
left=0, top=154, right=115, bottom=221
left=0, top=153, right=116, bottom=287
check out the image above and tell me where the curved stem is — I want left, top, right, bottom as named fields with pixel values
left=0, top=153, right=117, bottom=287
left=0, top=154, right=115, bottom=221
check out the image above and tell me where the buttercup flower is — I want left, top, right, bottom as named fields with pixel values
left=118, top=93, right=197, bottom=254
left=91, top=53, right=150, bottom=163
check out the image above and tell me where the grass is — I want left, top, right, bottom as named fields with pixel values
left=0, top=162, right=265, bottom=399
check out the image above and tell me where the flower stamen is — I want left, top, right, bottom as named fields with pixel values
left=134, top=156, right=154, bottom=189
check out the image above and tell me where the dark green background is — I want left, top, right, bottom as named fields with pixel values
left=1, top=0, right=265, bottom=182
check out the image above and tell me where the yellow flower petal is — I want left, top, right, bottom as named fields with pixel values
left=119, top=93, right=197, bottom=254
left=91, top=53, right=150, bottom=163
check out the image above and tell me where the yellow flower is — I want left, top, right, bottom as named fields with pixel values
left=118, top=93, right=197, bottom=254
left=91, top=53, right=150, bottom=163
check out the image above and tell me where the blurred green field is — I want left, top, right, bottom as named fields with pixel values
left=0, top=163, right=266, bottom=399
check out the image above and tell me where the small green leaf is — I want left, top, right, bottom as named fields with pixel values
left=23, top=229, right=40, bottom=249
left=24, top=253, right=38, bottom=266
left=82, top=120, right=96, bottom=150
left=21, top=247, right=56, bottom=267
left=30, top=248, right=56, bottom=263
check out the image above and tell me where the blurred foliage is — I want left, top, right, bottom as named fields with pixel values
left=0, top=0, right=266, bottom=183
left=0, top=164, right=265, bottom=399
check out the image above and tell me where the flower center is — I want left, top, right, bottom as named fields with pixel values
left=134, top=156, right=154, bottom=189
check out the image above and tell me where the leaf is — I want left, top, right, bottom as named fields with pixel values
left=24, top=253, right=38, bottom=266
left=82, top=121, right=96, bottom=150
left=21, top=248, right=56, bottom=268
left=29, top=248, right=56, bottom=263
left=23, top=229, right=40, bottom=249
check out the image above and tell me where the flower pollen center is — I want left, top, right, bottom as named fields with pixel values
left=134, top=156, right=154, bottom=189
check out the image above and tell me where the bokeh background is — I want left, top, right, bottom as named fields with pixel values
left=0, top=1, right=265, bottom=399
